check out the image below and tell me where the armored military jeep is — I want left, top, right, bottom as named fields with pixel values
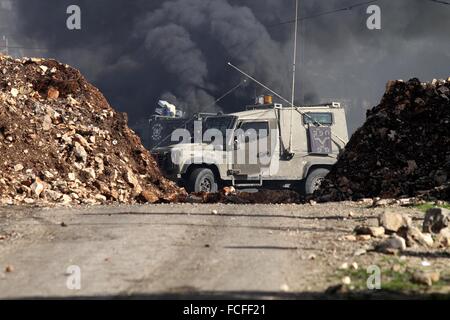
left=151, top=100, right=349, bottom=195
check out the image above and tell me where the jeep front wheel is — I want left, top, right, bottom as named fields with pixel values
left=304, top=168, right=330, bottom=195
left=187, top=168, right=218, bottom=193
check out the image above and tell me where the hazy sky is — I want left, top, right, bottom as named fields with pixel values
left=5, top=0, right=450, bottom=132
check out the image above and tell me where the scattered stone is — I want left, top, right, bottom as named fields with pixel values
left=375, top=235, right=406, bottom=254
left=398, top=226, right=434, bottom=248
left=411, top=270, right=440, bottom=287
left=423, top=208, right=450, bottom=234
left=435, top=228, right=450, bottom=248
left=14, top=164, right=24, bottom=172
left=5, top=265, right=14, bottom=273
left=378, top=211, right=412, bottom=234
left=30, top=178, right=45, bottom=198
left=421, top=260, right=431, bottom=267
left=354, top=225, right=385, bottom=238
left=358, top=198, right=374, bottom=206
left=339, top=262, right=349, bottom=270
left=280, top=284, right=290, bottom=292
left=356, top=235, right=371, bottom=241
left=342, top=235, right=357, bottom=241
left=392, top=264, right=403, bottom=273
left=373, top=198, right=395, bottom=208
left=61, top=222, right=67, bottom=227
left=211, top=209, right=218, bottom=215
left=353, top=248, right=367, bottom=256
left=341, top=276, right=351, bottom=285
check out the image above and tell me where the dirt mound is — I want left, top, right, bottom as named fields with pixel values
left=317, top=78, right=450, bottom=202
left=0, top=55, right=185, bottom=206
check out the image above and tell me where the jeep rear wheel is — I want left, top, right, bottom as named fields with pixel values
left=304, top=168, right=330, bottom=195
left=187, top=168, right=218, bottom=193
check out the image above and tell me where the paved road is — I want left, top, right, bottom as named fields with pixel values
left=0, top=203, right=440, bottom=299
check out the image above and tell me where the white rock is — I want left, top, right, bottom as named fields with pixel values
left=74, top=142, right=87, bottom=163
left=23, top=198, right=35, bottom=204
left=280, top=284, right=290, bottom=292
left=43, top=171, right=54, bottom=179
left=95, top=194, right=107, bottom=203
left=10, top=88, right=18, bottom=97
left=30, top=179, right=44, bottom=197
left=39, top=65, right=48, bottom=73
left=342, top=276, right=351, bottom=285
left=339, top=263, right=349, bottom=270
left=61, top=194, right=72, bottom=204
left=421, top=260, right=431, bottom=267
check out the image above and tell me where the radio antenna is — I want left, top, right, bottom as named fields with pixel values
left=288, top=0, right=299, bottom=154
left=227, top=62, right=347, bottom=145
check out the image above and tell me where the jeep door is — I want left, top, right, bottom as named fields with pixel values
left=232, top=120, right=274, bottom=177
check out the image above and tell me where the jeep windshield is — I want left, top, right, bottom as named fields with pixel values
left=203, top=116, right=237, bottom=136
left=190, top=115, right=237, bottom=146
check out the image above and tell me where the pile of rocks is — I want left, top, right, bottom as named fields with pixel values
left=317, top=78, right=450, bottom=202
left=0, top=55, right=184, bottom=206
left=350, top=208, right=450, bottom=255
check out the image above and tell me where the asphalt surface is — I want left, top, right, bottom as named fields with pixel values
left=0, top=203, right=448, bottom=299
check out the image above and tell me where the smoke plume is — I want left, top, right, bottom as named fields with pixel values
left=7, top=0, right=450, bottom=132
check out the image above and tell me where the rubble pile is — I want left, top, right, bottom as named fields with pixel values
left=0, top=55, right=184, bottom=205
left=317, top=78, right=450, bottom=201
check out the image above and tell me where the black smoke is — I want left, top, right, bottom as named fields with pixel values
left=10, top=0, right=450, bottom=133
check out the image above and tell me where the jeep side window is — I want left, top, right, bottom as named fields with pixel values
left=303, top=113, right=333, bottom=126
left=238, top=121, right=269, bottom=142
